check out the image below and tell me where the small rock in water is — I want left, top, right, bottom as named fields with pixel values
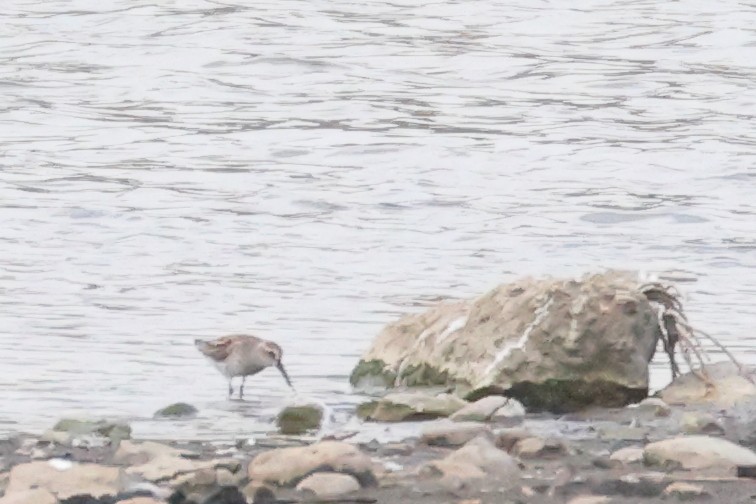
left=635, top=397, right=672, bottom=417
left=357, top=392, right=467, bottom=422
left=43, top=418, right=131, bottom=447
left=450, top=396, right=510, bottom=422
left=276, top=404, right=324, bottom=435
left=154, top=402, right=198, bottom=418
left=663, top=481, right=709, bottom=500
left=296, top=472, right=360, bottom=498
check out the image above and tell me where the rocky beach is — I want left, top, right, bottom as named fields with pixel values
left=3, top=272, right=756, bottom=504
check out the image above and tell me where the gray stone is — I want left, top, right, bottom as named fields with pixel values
left=659, top=362, right=756, bottom=407
left=43, top=418, right=131, bottom=447
left=5, top=461, right=121, bottom=499
left=513, top=436, right=568, bottom=459
left=679, top=412, right=724, bottom=435
left=644, top=435, right=756, bottom=470
left=0, top=489, right=57, bottom=504
left=296, top=472, right=360, bottom=498
left=593, top=473, right=666, bottom=498
left=276, top=404, right=323, bottom=435
left=420, top=420, right=491, bottom=447
left=422, top=435, right=520, bottom=489
left=450, top=396, right=509, bottom=422
left=114, top=440, right=238, bottom=482
left=635, top=397, right=672, bottom=417
left=153, top=402, right=198, bottom=418
left=357, top=392, right=467, bottom=422
left=494, top=428, right=533, bottom=452
left=247, top=441, right=375, bottom=487
left=663, top=481, right=709, bottom=500
left=610, top=446, right=644, bottom=464
left=350, top=271, right=661, bottom=412
left=567, top=496, right=611, bottom=504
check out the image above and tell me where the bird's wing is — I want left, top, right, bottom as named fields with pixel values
left=196, top=336, right=236, bottom=361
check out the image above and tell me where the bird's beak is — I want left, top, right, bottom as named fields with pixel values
left=276, top=360, right=294, bottom=389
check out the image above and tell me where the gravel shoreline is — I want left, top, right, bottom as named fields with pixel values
left=2, top=386, right=756, bottom=504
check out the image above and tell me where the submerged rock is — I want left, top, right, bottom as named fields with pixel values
left=357, top=392, right=466, bottom=422
left=276, top=404, right=323, bottom=435
left=153, top=403, right=198, bottom=418
left=247, top=441, right=375, bottom=487
left=643, top=435, right=756, bottom=470
left=350, top=271, right=661, bottom=412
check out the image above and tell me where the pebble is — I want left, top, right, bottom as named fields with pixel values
left=663, top=481, right=709, bottom=500
left=296, top=472, right=361, bottom=498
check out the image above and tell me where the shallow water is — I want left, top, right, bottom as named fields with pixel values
left=1, top=0, right=755, bottom=440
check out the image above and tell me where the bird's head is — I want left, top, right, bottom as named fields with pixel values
left=260, top=340, right=293, bottom=389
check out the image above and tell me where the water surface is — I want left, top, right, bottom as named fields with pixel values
left=1, top=0, right=755, bottom=439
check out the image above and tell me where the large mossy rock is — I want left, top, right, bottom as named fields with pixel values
left=350, top=271, right=661, bottom=412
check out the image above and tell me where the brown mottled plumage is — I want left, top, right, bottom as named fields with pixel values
left=195, top=334, right=293, bottom=398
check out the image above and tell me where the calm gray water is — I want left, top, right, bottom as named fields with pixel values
left=1, top=0, right=755, bottom=440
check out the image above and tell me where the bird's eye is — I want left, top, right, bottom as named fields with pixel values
left=267, top=350, right=277, bottom=360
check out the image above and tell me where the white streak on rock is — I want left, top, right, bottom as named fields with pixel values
left=437, top=315, right=468, bottom=344
left=484, top=296, right=554, bottom=377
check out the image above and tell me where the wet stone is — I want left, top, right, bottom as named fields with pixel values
left=154, top=403, right=198, bottom=418
left=679, top=412, right=724, bottom=435
left=663, top=481, right=709, bottom=500
left=421, top=420, right=491, bottom=447
left=276, top=404, right=324, bottom=435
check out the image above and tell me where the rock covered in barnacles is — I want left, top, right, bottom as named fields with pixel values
left=350, top=271, right=661, bottom=412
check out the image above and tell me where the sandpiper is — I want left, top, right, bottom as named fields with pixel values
left=194, top=334, right=293, bottom=399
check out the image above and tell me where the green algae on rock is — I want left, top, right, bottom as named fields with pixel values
left=277, top=404, right=324, bottom=435
left=49, top=418, right=131, bottom=445
left=357, top=392, right=467, bottom=422
left=154, top=402, right=199, bottom=418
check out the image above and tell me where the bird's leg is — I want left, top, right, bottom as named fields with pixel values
left=228, top=379, right=234, bottom=399
left=240, top=376, right=246, bottom=400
